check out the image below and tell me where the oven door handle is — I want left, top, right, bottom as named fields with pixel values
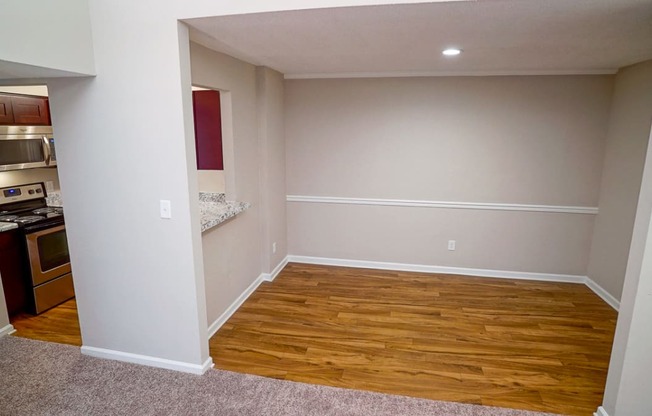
left=42, top=136, right=52, bottom=165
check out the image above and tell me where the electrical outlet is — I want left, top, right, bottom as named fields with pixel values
left=448, top=240, right=456, bottom=251
left=272, top=242, right=277, bottom=253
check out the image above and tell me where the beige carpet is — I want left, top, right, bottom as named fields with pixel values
left=0, top=336, right=557, bottom=415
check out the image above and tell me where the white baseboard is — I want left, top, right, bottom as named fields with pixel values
left=264, top=256, right=289, bottom=282
left=287, top=255, right=586, bottom=283
left=0, top=324, right=16, bottom=337
left=287, top=255, right=619, bottom=311
left=207, top=273, right=267, bottom=338
left=594, top=406, right=610, bottom=416
left=81, top=345, right=214, bottom=375
left=585, top=277, right=620, bottom=310
left=207, top=256, right=290, bottom=338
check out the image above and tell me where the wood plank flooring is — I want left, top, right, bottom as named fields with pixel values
left=10, top=298, right=82, bottom=347
left=209, top=263, right=618, bottom=416
left=6, top=265, right=617, bottom=415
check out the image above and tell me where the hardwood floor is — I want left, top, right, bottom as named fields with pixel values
left=6, top=265, right=617, bottom=415
left=209, top=263, right=618, bottom=416
left=10, top=298, right=82, bottom=347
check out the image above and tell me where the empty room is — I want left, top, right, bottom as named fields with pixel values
left=1, top=1, right=652, bottom=416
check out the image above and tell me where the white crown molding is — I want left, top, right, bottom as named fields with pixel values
left=0, top=324, right=16, bottom=337
left=594, top=406, right=610, bottom=416
left=207, top=256, right=289, bottom=338
left=287, top=255, right=619, bottom=311
left=81, top=346, right=214, bottom=375
left=287, top=195, right=599, bottom=215
left=284, top=69, right=618, bottom=80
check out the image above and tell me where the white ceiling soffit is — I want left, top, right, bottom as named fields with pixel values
left=185, top=0, right=652, bottom=78
left=0, top=60, right=90, bottom=81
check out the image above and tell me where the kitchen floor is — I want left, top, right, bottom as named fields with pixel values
left=10, top=298, right=81, bottom=347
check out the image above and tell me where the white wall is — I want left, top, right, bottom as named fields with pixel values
left=587, top=61, right=652, bottom=301
left=285, top=76, right=613, bottom=275
left=45, top=11, right=210, bottom=371
left=0, top=0, right=95, bottom=79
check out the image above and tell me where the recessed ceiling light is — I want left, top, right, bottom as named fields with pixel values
left=442, top=48, right=462, bottom=56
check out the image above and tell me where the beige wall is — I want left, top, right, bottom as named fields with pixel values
left=197, top=170, right=225, bottom=193
left=0, top=277, right=10, bottom=333
left=599, top=60, right=652, bottom=415
left=0, top=169, right=60, bottom=191
left=0, top=85, right=48, bottom=96
left=587, top=60, right=652, bottom=301
left=602, top=123, right=652, bottom=416
left=286, top=76, right=613, bottom=275
left=257, top=67, right=288, bottom=272
left=191, top=44, right=286, bottom=326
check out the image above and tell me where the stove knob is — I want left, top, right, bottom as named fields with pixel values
left=36, top=189, right=42, bottom=193
left=28, top=190, right=35, bottom=194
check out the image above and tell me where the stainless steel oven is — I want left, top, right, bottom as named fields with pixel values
left=0, top=182, right=72, bottom=314
left=24, top=224, right=73, bottom=314
left=0, top=126, right=57, bottom=171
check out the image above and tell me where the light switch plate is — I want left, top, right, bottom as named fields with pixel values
left=160, top=200, right=172, bottom=219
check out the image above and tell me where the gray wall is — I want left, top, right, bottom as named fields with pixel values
left=587, top=60, right=652, bottom=301
left=285, top=76, right=613, bottom=275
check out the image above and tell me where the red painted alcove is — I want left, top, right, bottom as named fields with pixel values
left=192, top=90, right=224, bottom=170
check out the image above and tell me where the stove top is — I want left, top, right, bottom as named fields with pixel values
left=0, top=182, right=64, bottom=229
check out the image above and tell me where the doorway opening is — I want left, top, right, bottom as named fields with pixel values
left=0, top=84, right=80, bottom=347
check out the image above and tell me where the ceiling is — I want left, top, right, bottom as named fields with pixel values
left=185, top=0, right=652, bottom=78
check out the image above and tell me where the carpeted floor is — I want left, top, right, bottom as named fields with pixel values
left=0, top=336, right=558, bottom=416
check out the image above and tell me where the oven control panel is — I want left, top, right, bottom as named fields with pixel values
left=0, top=183, right=45, bottom=205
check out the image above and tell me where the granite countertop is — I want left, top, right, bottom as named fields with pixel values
left=0, top=222, right=18, bottom=232
left=43, top=190, right=247, bottom=233
left=200, top=192, right=250, bottom=232
left=46, top=191, right=63, bottom=208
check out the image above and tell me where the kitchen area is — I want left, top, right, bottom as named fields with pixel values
left=0, top=82, right=251, bottom=347
left=0, top=85, right=80, bottom=345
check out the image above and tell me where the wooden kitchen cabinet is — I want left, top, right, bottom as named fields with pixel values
left=0, top=95, right=14, bottom=124
left=0, top=93, right=51, bottom=126
left=0, top=229, right=29, bottom=316
left=192, top=90, right=224, bottom=170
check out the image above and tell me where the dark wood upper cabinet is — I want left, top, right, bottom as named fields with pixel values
left=192, top=90, right=224, bottom=170
left=0, top=93, right=51, bottom=125
left=0, top=95, right=15, bottom=124
left=11, top=95, right=51, bottom=125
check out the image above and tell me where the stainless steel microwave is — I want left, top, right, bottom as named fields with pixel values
left=0, top=126, right=57, bottom=171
